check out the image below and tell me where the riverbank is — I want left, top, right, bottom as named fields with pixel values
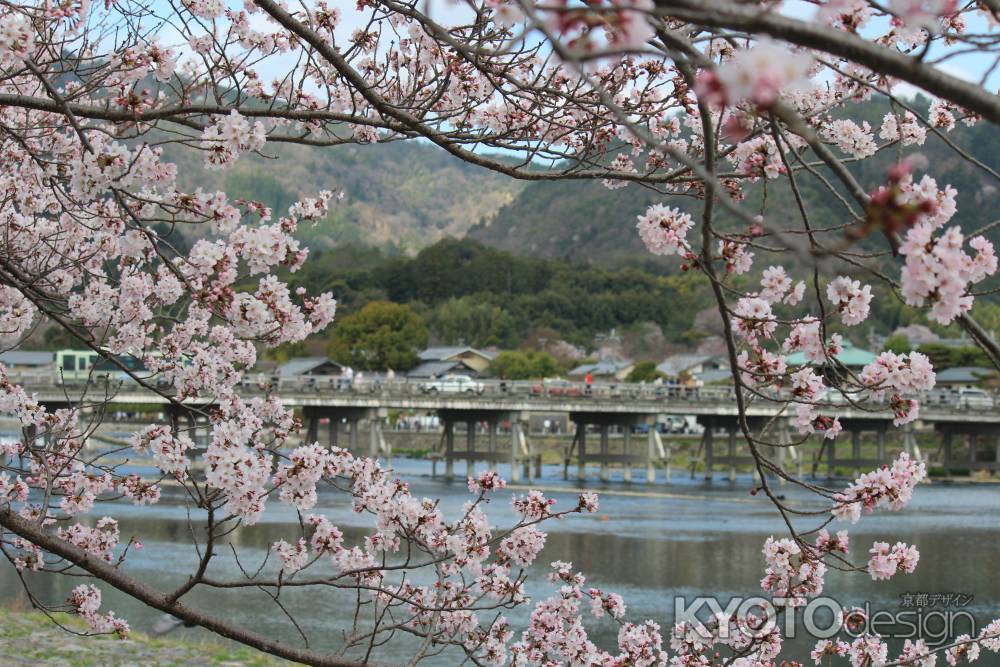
left=0, top=607, right=292, bottom=666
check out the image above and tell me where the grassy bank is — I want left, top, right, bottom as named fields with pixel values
left=0, top=606, right=292, bottom=666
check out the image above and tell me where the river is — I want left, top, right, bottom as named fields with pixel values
left=2, top=455, right=999, bottom=664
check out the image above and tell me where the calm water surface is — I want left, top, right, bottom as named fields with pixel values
left=3, top=455, right=999, bottom=664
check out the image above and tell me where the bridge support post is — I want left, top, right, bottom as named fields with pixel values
left=623, top=428, right=632, bottom=483
left=444, top=420, right=455, bottom=481
left=369, top=416, right=385, bottom=463
left=350, top=419, right=359, bottom=454
left=467, top=421, right=476, bottom=479
left=907, top=424, right=922, bottom=462
left=852, top=430, right=862, bottom=479
left=330, top=419, right=338, bottom=449
left=306, top=409, right=318, bottom=444
left=647, top=428, right=657, bottom=484
left=533, top=435, right=542, bottom=480
left=774, top=429, right=785, bottom=486
left=510, top=419, right=521, bottom=483
left=778, top=425, right=788, bottom=486
left=577, top=424, right=587, bottom=482
left=969, top=433, right=977, bottom=469
left=488, top=421, right=498, bottom=473
left=599, top=424, right=609, bottom=482
left=703, top=427, right=713, bottom=481
left=943, top=430, right=953, bottom=477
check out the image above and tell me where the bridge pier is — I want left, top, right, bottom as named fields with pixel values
left=567, top=412, right=655, bottom=482
left=623, top=429, right=632, bottom=483
left=932, top=421, right=1000, bottom=475
left=649, top=427, right=663, bottom=483
left=444, top=420, right=455, bottom=480
left=433, top=410, right=534, bottom=483
left=696, top=416, right=771, bottom=481
left=302, top=406, right=390, bottom=464
left=488, top=421, right=498, bottom=474
left=825, top=418, right=893, bottom=479
left=467, top=421, right=476, bottom=479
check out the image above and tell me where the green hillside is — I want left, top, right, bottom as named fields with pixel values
left=164, top=139, right=524, bottom=253
left=468, top=97, right=1000, bottom=264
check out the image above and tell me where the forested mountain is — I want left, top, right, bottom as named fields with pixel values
left=284, top=238, right=712, bottom=351
left=164, top=140, right=524, bottom=253
left=161, top=97, right=1000, bottom=266
left=157, top=98, right=1000, bottom=357
left=469, top=96, right=1000, bottom=265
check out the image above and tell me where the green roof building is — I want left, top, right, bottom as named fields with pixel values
left=785, top=343, right=878, bottom=369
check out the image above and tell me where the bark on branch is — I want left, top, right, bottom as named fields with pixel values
left=654, top=0, right=1000, bottom=125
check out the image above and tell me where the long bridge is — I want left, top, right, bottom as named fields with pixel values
left=12, top=375, right=1000, bottom=483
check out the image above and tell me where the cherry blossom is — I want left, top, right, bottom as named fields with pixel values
left=867, top=541, right=920, bottom=580
left=0, top=0, right=998, bottom=662
left=833, top=453, right=927, bottom=522
left=946, top=635, right=981, bottom=666
left=827, top=277, right=874, bottom=326
left=636, top=204, right=694, bottom=256
left=697, top=40, right=812, bottom=108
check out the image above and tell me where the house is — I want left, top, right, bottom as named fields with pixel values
left=418, top=347, right=495, bottom=373
left=567, top=360, right=634, bottom=382
left=656, top=353, right=727, bottom=382
left=276, top=357, right=345, bottom=379
left=935, top=366, right=996, bottom=389
left=693, top=368, right=734, bottom=385
left=785, top=343, right=878, bottom=370
left=0, top=350, right=54, bottom=369
left=408, top=347, right=495, bottom=378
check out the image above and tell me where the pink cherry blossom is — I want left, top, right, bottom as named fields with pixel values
left=636, top=204, right=694, bottom=256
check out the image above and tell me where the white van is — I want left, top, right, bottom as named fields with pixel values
left=956, top=388, right=994, bottom=409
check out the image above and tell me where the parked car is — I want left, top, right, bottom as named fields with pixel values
left=666, top=415, right=703, bottom=434
left=420, top=374, right=484, bottom=395
left=955, top=387, right=994, bottom=409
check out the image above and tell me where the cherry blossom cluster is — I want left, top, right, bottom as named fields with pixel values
left=635, top=204, right=694, bottom=257
left=1, top=0, right=999, bottom=662
left=867, top=540, right=920, bottom=580
left=67, top=585, right=130, bottom=638
left=529, top=0, right=656, bottom=54
left=509, top=560, right=668, bottom=665
left=669, top=612, right=783, bottom=665
left=827, top=277, right=873, bottom=327
left=57, top=518, right=120, bottom=563
left=130, top=425, right=192, bottom=476
left=900, top=222, right=998, bottom=325
left=761, top=537, right=827, bottom=606
left=0, top=9, right=34, bottom=62
left=833, top=452, right=927, bottom=522
left=201, top=111, right=268, bottom=169
left=759, top=266, right=805, bottom=306
left=697, top=40, right=812, bottom=109
left=858, top=351, right=936, bottom=425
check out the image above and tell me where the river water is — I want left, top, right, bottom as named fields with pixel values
left=2, top=454, right=999, bottom=664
